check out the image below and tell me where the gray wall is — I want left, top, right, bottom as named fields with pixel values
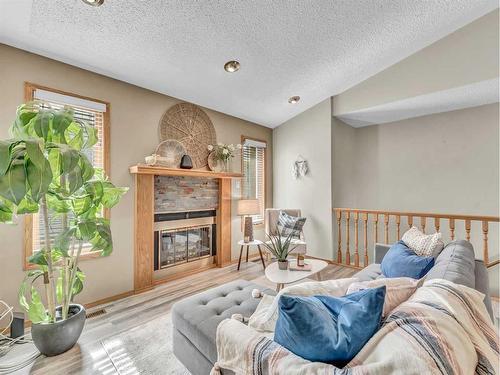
left=273, top=98, right=333, bottom=260
left=332, top=103, right=499, bottom=293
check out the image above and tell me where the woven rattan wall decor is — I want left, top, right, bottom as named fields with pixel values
left=158, top=102, right=216, bottom=169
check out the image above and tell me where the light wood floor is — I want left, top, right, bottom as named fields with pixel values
left=4, top=260, right=356, bottom=375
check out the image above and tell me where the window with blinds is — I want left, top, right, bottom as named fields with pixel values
left=242, top=138, right=266, bottom=224
left=29, top=87, right=107, bottom=255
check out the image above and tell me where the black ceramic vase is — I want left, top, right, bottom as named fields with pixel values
left=180, top=155, right=193, bottom=169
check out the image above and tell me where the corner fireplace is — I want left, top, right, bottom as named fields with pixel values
left=153, top=210, right=217, bottom=271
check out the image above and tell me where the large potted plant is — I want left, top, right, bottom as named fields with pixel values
left=0, top=102, right=127, bottom=356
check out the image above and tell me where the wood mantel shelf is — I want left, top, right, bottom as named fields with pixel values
left=129, top=164, right=242, bottom=179
left=130, top=163, right=238, bottom=294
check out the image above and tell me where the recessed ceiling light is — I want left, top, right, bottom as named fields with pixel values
left=82, top=0, right=104, bottom=6
left=224, top=60, right=240, bottom=73
left=288, top=96, right=300, bottom=104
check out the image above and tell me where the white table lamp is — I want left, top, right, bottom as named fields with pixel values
left=237, top=199, right=260, bottom=242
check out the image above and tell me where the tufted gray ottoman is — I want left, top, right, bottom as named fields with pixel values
left=172, top=279, right=276, bottom=375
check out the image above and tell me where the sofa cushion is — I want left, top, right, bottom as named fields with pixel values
left=425, top=240, right=475, bottom=289
left=381, top=241, right=434, bottom=279
left=347, top=277, right=420, bottom=317
left=172, top=279, right=275, bottom=363
left=277, top=210, right=306, bottom=238
left=274, top=287, right=386, bottom=365
left=402, top=226, right=444, bottom=257
left=354, top=263, right=383, bottom=281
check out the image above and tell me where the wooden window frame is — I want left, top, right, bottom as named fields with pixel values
left=23, top=82, right=111, bottom=270
left=240, top=135, right=267, bottom=228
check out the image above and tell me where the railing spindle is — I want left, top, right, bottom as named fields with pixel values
left=363, top=213, right=368, bottom=266
left=408, top=215, right=413, bottom=229
left=396, top=215, right=401, bottom=239
left=434, top=217, right=440, bottom=233
left=384, top=214, right=389, bottom=244
left=421, top=217, right=426, bottom=233
left=449, top=218, right=455, bottom=240
left=373, top=214, right=379, bottom=243
left=482, top=221, right=489, bottom=265
left=336, top=210, right=342, bottom=263
left=345, top=211, right=350, bottom=265
left=465, top=219, right=471, bottom=241
left=354, top=212, right=359, bottom=267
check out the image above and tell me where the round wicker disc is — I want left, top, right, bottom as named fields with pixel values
left=158, top=103, right=216, bottom=169
left=207, top=151, right=217, bottom=171
left=155, top=139, right=187, bottom=168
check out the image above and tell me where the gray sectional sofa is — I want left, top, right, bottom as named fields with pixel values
left=172, top=240, right=493, bottom=375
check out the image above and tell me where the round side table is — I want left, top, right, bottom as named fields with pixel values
left=237, top=239, right=266, bottom=270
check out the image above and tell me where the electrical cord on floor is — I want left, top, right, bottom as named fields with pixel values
left=0, top=301, right=41, bottom=374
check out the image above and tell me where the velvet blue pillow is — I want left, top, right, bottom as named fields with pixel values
left=381, top=240, right=435, bottom=279
left=274, top=287, right=386, bottom=365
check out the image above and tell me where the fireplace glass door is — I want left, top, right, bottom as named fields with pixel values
left=159, top=225, right=212, bottom=269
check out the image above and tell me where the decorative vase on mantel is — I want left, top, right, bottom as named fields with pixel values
left=220, top=158, right=230, bottom=173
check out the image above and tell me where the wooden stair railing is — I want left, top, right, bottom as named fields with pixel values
left=334, top=208, right=499, bottom=269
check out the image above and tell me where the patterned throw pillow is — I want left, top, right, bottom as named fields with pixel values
left=277, top=211, right=306, bottom=239
left=346, top=277, right=421, bottom=317
left=402, top=226, right=444, bottom=257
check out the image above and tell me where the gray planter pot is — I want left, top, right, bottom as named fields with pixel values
left=278, top=260, right=289, bottom=270
left=31, top=304, right=86, bottom=357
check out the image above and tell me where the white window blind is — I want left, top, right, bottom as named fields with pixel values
left=31, top=92, right=105, bottom=254
left=242, top=139, right=266, bottom=224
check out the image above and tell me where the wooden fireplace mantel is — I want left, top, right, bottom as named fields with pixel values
left=130, top=164, right=242, bottom=293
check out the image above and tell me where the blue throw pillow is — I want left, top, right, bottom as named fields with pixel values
left=274, top=287, right=386, bottom=365
left=381, top=240, right=434, bottom=279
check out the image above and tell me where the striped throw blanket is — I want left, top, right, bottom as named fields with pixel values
left=214, top=279, right=499, bottom=375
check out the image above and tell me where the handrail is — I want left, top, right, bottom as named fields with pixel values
left=334, top=208, right=499, bottom=222
left=333, top=208, right=499, bottom=269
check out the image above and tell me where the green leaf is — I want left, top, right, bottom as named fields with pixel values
left=65, top=121, right=84, bottom=150
left=33, top=110, right=53, bottom=141
left=0, top=160, right=27, bottom=204
left=72, top=269, right=85, bottom=298
left=79, top=155, right=94, bottom=183
left=46, top=191, right=71, bottom=213
left=52, top=109, right=73, bottom=138
left=0, top=139, right=17, bottom=176
left=54, top=227, right=76, bottom=256
left=28, top=249, right=48, bottom=266
left=84, top=180, right=104, bottom=205
left=28, top=287, right=49, bottom=323
left=77, top=220, right=97, bottom=241
left=24, top=138, right=46, bottom=169
left=71, top=196, right=92, bottom=216
left=17, top=196, right=39, bottom=214
left=101, top=182, right=128, bottom=208
left=66, top=164, right=84, bottom=194
left=82, top=123, right=98, bottom=149
left=0, top=198, right=14, bottom=223
left=25, top=158, right=52, bottom=202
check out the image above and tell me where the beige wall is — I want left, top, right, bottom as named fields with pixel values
left=332, top=103, right=499, bottom=293
left=273, top=98, right=333, bottom=260
left=0, top=44, right=272, bottom=309
left=333, top=9, right=499, bottom=115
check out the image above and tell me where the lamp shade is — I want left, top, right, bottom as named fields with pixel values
left=237, top=199, right=260, bottom=216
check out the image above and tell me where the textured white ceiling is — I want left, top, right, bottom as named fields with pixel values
left=0, top=0, right=498, bottom=127
left=336, top=78, right=500, bottom=127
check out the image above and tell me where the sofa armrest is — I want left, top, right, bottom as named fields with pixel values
left=374, top=243, right=391, bottom=264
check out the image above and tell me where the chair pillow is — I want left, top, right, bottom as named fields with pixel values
left=402, top=226, right=444, bottom=257
left=347, top=277, right=420, bottom=317
left=274, top=287, right=386, bottom=365
left=277, top=211, right=306, bottom=239
left=381, top=241, right=434, bottom=279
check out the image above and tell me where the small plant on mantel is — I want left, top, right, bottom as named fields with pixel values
left=207, top=143, right=242, bottom=172
left=0, top=102, right=127, bottom=356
